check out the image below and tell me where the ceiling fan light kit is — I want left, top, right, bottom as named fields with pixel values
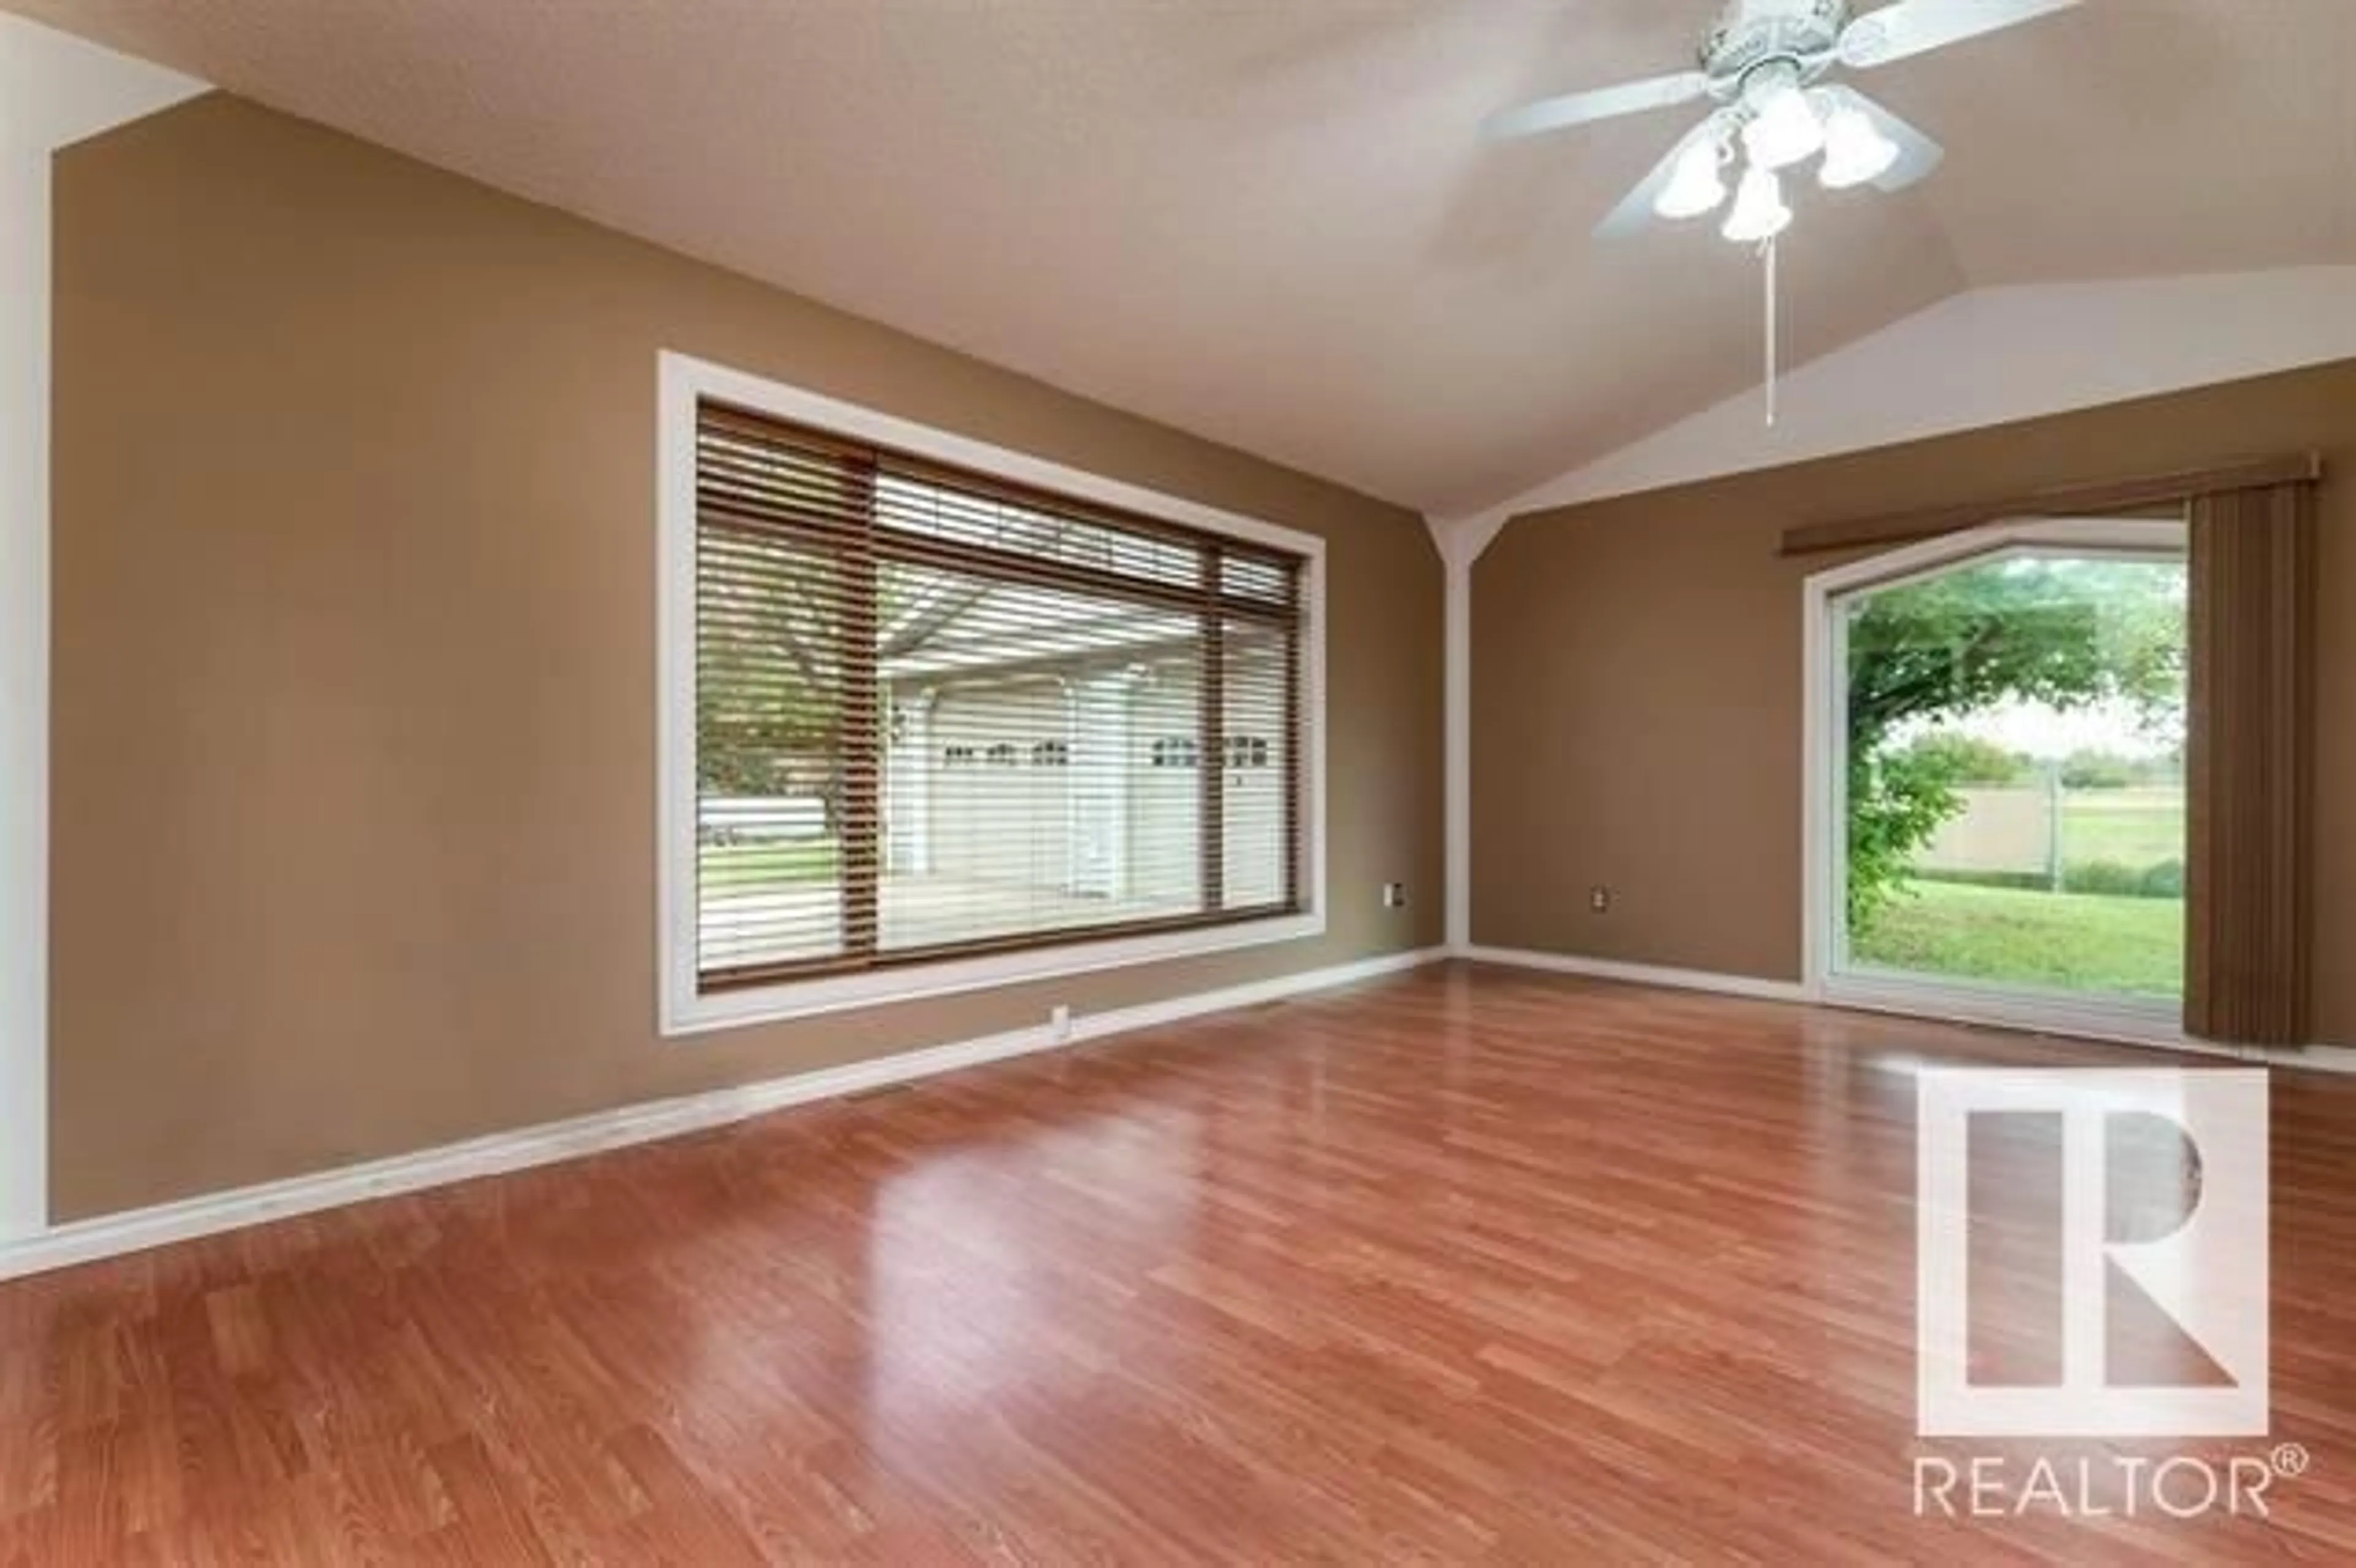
left=1487, top=0, right=2081, bottom=418
left=1739, top=69, right=1827, bottom=173
left=1485, top=0, right=2081, bottom=239
left=1656, top=139, right=1731, bottom=220
left=1818, top=101, right=1900, bottom=188
left=1722, top=165, right=1793, bottom=244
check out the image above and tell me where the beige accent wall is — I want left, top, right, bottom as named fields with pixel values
left=49, top=96, right=1442, bottom=1221
left=1472, top=358, right=2356, bottom=1040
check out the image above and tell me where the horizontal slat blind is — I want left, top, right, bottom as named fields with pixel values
left=695, top=401, right=1307, bottom=993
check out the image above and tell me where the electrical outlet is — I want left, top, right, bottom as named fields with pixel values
left=1382, top=882, right=1408, bottom=909
left=1049, top=1004, right=1073, bottom=1042
left=1590, top=885, right=1612, bottom=914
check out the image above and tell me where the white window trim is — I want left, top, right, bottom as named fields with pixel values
left=656, top=351, right=1328, bottom=1037
left=1800, top=515, right=2189, bottom=1046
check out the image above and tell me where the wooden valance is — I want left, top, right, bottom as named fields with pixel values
left=1779, top=452, right=2323, bottom=558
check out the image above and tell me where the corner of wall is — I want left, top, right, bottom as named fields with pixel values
left=1428, top=510, right=1512, bottom=955
left=0, top=16, right=205, bottom=1243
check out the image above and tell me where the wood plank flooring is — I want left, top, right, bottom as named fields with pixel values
left=5, top=963, right=2356, bottom=1562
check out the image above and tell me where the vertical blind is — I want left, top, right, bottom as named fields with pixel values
left=694, top=401, right=1307, bottom=993
left=2185, top=479, right=2316, bottom=1046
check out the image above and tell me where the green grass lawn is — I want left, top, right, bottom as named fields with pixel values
left=699, top=839, right=839, bottom=893
left=2059, top=790, right=2183, bottom=867
left=1852, top=880, right=2182, bottom=999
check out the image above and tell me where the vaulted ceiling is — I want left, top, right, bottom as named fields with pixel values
left=14, top=0, right=2356, bottom=517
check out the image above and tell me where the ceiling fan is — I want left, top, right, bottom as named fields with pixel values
left=1485, top=0, right=2081, bottom=243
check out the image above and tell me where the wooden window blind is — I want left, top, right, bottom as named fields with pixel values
left=693, top=401, right=1308, bottom=993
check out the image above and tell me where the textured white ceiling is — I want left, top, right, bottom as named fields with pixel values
left=11, top=0, right=2355, bottom=515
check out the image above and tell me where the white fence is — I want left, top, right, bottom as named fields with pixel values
left=1912, top=784, right=2183, bottom=890
left=1917, top=786, right=2063, bottom=878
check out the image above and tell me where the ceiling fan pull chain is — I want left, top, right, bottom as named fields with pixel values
left=1761, top=233, right=1779, bottom=429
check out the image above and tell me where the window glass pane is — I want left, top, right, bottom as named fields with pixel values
left=882, top=561, right=1207, bottom=951
left=874, top=472, right=1203, bottom=594
left=695, top=523, right=852, bottom=975
left=1219, top=552, right=1294, bottom=609
left=1841, top=550, right=2187, bottom=1001
left=1219, top=618, right=1294, bottom=912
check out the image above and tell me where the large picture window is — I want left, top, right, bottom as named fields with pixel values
left=660, top=356, right=1323, bottom=1032
left=1804, top=516, right=2187, bottom=1042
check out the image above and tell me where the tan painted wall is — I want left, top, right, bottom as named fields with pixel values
left=1472, top=358, right=2356, bottom=1039
left=49, top=96, right=1442, bottom=1221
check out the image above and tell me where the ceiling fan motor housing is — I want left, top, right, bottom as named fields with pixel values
left=1700, top=0, right=1850, bottom=94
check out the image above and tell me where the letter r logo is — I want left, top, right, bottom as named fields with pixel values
left=1917, top=1068, right=2269, bottom=1437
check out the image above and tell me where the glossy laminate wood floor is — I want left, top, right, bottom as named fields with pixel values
left=5, top=963, right=2355, bottom=1564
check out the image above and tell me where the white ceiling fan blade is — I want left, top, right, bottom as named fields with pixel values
left=1595, top=113, right=1729, bottom=240
left=1838, top=0, right=2080, bottom=69
left=1822, top=86, right=1946, bottom=191
left=1484, top=71, right=1711, bottom=142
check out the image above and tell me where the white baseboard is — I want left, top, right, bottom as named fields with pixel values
left=1825, top=984, right=2356, bottom=1075
left=1459, top=944, right=1812, bottom=1004
left=1459, top=942, right=2356, bottom=1076
left=0, top=946, right=1445, bottom=1283
left=1817, top=974, right=2183, bottom=1052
